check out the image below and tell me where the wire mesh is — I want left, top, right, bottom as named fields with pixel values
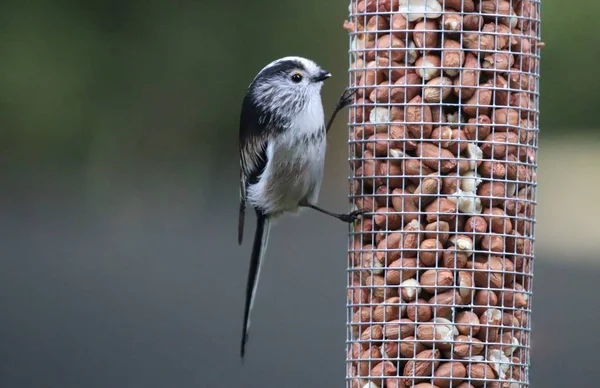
left=344, top=1, right=541, bottom=387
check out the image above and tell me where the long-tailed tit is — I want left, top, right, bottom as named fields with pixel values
left=237, top=56, right=360, bottom=359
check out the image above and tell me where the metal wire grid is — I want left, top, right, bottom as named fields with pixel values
left=344, top=1, right=541, bottom=387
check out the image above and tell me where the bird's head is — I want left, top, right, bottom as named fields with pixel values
left=249, top=56, right=331, bottom=116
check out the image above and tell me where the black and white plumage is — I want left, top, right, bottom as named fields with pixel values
left=237, top=56, right=361, bottom=359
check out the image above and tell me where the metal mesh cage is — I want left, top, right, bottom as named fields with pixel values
left=344, top=1, right=541, bottom=387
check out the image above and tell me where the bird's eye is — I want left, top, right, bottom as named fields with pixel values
left=291, top=73, right=303, bottom=83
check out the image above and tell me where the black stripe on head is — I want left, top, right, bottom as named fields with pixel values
left=256, top=59, right=306, bottom=81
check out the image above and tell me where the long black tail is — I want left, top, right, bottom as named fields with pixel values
left=238, top=199, right=246, bottom=245
left=240, top=210, right=270, bottom=359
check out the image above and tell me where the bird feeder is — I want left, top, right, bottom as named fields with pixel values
left=345, top=0, right=540, bottom=386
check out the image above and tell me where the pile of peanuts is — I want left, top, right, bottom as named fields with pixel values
left=345, top=0, right=540, bottom=387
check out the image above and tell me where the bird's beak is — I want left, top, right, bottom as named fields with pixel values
left=314, top=70, right=332, bottom=82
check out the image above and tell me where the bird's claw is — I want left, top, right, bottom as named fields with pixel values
left=341, top=209, right=367, bottom=223
left=338, top=88, right=358, bottom=110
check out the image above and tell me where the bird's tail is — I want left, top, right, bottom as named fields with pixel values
left=240, top=210, right=271, bottom=360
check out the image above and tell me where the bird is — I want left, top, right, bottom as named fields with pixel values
left=237, top=56, right=362, bottom=359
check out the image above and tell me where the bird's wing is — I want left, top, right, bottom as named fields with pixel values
left=238, top=94, right=269, bottom=245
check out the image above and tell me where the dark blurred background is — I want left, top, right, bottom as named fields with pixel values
left=1, top=1, right=598, bottom=387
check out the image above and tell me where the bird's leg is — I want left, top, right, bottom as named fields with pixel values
left=303, top=203, right=366, bottom=223
left=325, top=87, right=358, bottom=134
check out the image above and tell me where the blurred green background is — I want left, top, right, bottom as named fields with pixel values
left=1, top=1, right=598, bottom=387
